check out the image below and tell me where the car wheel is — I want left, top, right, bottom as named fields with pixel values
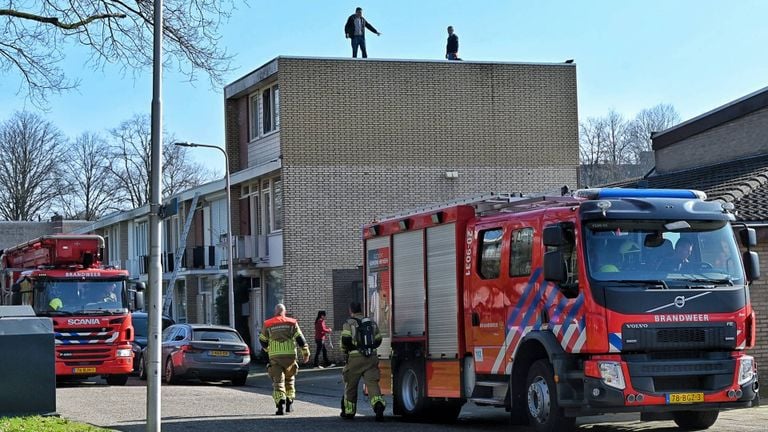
left=525, top=359, right=575, bottom=432
left=106, top=374, right=128, bottom=386
left=673, top=410, right=719, bottom=430
left=231, top=372, right=248, bottom=386
left=164, top=358, right=178, bottom=385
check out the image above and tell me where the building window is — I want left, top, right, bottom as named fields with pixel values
left=249, top=83, right=279, bottom=139
left=249, top=94, right=259, bottom=141
left=273, top=176, right=283, bottom=231
left=509, top=228, right=534, bottom=277
left=262, top=84, right=279, bottom=135
left=134, top=221, right=148, bottom=257
left=478, top=228, right=503, bottom=279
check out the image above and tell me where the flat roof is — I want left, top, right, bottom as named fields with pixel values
left=224, top=55, right=576, bottom=99
left=652, top=84, right=768, bottom=150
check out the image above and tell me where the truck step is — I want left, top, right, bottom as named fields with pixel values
left=475, top=380, right=508, bottom=388
left=469, top=397, right=506, bottom=407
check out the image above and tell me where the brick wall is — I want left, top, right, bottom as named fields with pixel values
left=273, top=58, right=578, bottom=329
left=655, top=107, right=768, bottom=174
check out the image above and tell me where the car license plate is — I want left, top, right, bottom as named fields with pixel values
left=73, top=367, right=97, bottom=374
left=210, top=350, right=230, bottom=357
left=668, top=392, right=704, bottom=404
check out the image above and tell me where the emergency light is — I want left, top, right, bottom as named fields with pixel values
left=576, top=188, right=707, bottom=200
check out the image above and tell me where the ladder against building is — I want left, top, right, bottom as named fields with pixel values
left=374, top=190, right=576, bottom=223
left=163, top=193, right=200, bottom=317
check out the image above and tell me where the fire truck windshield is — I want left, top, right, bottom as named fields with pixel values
left=584, top=220, right=744, bottom=287
left=35, top=280, right=129, bottom=315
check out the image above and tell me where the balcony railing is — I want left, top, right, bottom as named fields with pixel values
left=232, top=233, right=282, bottom=266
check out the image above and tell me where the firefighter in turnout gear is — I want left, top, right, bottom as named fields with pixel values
left=259, top=303, right=310, bottom=415
left=340, top=301, right=385, bottom=421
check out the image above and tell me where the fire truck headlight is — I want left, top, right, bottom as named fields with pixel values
left=738, top=356, right=755, bottom=386
left=116, top=348, right=133, bottom=357
left=598, top=361, right=626, bottom=390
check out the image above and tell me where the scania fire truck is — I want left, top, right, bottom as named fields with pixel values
left=0, top=235, right=143, bottom=385
left=362, top=189, right=759, bottom=431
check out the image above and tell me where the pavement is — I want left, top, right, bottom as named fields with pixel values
left=55, top=365, right=768, bottom=431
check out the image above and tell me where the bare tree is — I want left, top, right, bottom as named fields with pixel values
left=0, top=111, right=65, bottom=220
left=627, top=103, right=681, bottom=171
left=108, top=113, right=214, bottom=208
left=579, top=116, right=608, bottom=187
left=0, top=0, right=237, bottom=105
left=56, top=132, right=121, bottom=220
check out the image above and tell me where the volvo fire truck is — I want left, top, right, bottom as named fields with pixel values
left=0, top=235, right=142, bottom=385
left=363, top=189, right=759, bottom=431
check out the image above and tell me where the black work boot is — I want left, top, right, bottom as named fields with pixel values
left=275, top=399, right=285, bottom=416
left=374, top=401, right=385, bottom=422
left=286, top=399, right=293, bottom=413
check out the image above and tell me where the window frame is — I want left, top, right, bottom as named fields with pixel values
left=509, top=227, right=534, bottom=277
left=478, top=227, right=504, bottom=280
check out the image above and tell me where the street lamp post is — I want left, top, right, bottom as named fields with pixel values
left=175, top=141, right=235, bottom=329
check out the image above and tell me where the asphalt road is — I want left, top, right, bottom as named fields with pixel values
left=56, top=366, right=768, bottom=432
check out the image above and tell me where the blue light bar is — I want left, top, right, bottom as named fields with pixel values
left=576, top=188, right=707, bottom=200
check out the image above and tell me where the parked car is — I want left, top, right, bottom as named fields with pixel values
left=140, top=324, right=250, bottom=386
left=131, top=312, right=175, bottom=374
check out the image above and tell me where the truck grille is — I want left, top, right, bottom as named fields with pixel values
left=55, top=330, right=119, bottom=345
left=59, top=347, right=112, bottom=365
left=622, top=323, right=735, bottom=351
left=625, top=351, right=735, bottom=393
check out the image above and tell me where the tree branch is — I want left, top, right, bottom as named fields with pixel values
left=0, top=9, right=126, bottom=30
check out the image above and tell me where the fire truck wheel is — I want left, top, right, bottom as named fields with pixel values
left=106, top=374, right=128, bottom=386
left=672, top=410, right=719, bottom=430
left=164, top=358, right=179, bottom=384
left=525, top=359, right=575, bottom=432
left=396, top=361, right=429, bottom=420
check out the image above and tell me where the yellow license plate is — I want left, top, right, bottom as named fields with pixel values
left=73, top=367, right=97, bottom=374
left=668, top=392, right=704, bottom=404
left=209, top=350, right=230, bottom=357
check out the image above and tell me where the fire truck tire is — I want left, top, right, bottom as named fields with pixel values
left=106, top=374, right=128, bottom=386
left=525, top=359, right=575, bottom=432
left=672, top=410, right=719, bottom=430
left=164, top=358, right=179, bottom=384
left=396, top=361, right=429, bottom=420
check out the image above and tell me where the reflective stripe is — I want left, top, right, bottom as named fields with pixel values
left=370, top=395, right=385, bottom=407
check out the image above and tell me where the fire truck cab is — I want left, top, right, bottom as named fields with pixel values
left=0, top=235, right=144, bottom=385
left=362, top=189, right=759, bottom=432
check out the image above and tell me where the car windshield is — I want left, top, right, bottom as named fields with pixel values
left=192, top=329, right=242, bottom=343
left=35, top=279, right=128, bottom=315
left=584, top=219, right=744, bottom=286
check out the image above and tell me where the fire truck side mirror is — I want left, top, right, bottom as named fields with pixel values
left=744, top=251, right=760, bottom=281
left=740, top=228, right=758, bottom=248
left=543, top=251, right=567, bottom=283
left=543, top=226, right=566, bottom=247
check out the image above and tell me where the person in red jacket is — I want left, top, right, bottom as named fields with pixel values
left=314, top=310, right=332, bottom=367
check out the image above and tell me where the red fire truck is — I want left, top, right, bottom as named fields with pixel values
left=362, top=189, right=760, bottom=431
left=0, top=235, right=143, bottom=385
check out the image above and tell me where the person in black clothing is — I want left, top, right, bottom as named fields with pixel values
left=446, top=26, right=460, bottom=60
left=344, top=7, right=381, bottom=58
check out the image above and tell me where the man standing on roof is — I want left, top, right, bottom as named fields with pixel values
left=446, top=26, right=460, bottom=60
left=344, top=7, right=381, bottom=58
left=259, top=303, right=310, bottom=415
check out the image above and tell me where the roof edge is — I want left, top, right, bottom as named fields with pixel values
left=652, top=84, right=768, bottom=150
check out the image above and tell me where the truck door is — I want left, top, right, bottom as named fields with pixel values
left=467, top=225, right=508, bottom=374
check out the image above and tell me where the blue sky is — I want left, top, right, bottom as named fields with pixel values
left=1, top=1, right=767, bottom=168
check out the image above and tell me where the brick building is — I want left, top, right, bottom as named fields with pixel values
left=224, top=57, right=578, bottom=345
left=614, top=85, right=768, bottom=369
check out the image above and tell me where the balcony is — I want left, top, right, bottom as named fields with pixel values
left=232, top=233, right=282, bottom=267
